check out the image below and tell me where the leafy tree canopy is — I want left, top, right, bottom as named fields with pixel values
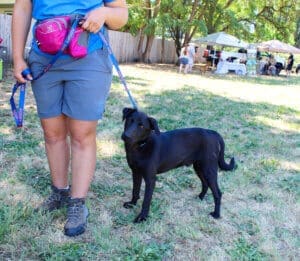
left=123, top=0, right=298, bottom=58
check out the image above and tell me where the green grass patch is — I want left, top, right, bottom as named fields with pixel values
left=228, top=237, right=267, bottom=260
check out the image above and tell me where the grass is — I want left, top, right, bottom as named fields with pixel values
left=0, top=64, right=299, bottom=260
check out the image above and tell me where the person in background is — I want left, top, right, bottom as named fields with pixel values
left=12, top=0, right=128, bottom=237
left=187, top=43, right=195, bottom=72
left=286, top=53, right=294, bottom=77
left=178, top=49, right=189, bottom=74
left=267, top=54, right=277, bottom=76
left=296, top=64, right=300, bottom=74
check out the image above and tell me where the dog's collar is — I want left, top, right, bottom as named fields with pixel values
left=138, top=138, right=149, bottom=148
left=139, top=141, right=147, bottom=148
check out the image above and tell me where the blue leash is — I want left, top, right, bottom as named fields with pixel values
left=10, top=16, right=82, bottom=127
left=98, top=32, right=138, bottom=110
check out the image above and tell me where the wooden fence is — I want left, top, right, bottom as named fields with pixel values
left=0, top=14, right=177, bottom=64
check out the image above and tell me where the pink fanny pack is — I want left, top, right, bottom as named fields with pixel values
left=35, top=16, right=88, bottom=58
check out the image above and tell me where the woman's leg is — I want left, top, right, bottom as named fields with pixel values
left=179, top=63, right=183, bottom=73
left=41, top=115, right=70, bottom=188
left=67, top=119, right=98, bottom=198
left=63, top=118, right=97, bottom=237
left=184, top=64, right=189, bottom=74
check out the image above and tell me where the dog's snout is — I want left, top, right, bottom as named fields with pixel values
left=121, top=132, right=128, bottom=140
left=122, top=131, right=132, bottom=142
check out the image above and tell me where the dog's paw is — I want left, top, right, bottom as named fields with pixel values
left=123, top=201, right=136, bottom=209
left=210, top=212, right=221, bottom=219
left=199, top=193, right=206, bottom=200
left=134, top=213, right=148, bottom=223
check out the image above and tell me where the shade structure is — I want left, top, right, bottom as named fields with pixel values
left=257, top=40, right=300, bottom=54
left=193, top=32, right=248, bottom=48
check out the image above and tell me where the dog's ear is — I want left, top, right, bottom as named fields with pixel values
left=122, top=107, right=136, bottom=121
left=148, top=117, right=160, bottom=135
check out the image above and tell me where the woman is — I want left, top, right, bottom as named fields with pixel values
left=178, top=49, right=189, bottom=74
left=12, top=0, right=128, bottom=237
left=286, top=53, right=294, bottom=77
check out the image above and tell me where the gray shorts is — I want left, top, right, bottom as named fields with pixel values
left=28, top=48, right=113, bottom=121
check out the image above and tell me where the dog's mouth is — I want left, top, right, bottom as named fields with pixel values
left=121, top=132, right=147, bottom=146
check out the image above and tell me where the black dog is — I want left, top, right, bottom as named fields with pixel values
left=121, top=108, right=235, bottom=223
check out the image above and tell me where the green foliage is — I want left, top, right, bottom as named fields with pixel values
left=91, top=182, right=126, bottom=199
left=0, top=203, right=32, bottom=243
left=157, top=170, right=197, bottom=192
left=1, top=132, right=40, bottom=155
left=278, top=175, right=300, bottom=198
left=125, top=0, right=298, bottom=55
left=228, top=237, right=266, bottom=261
left=39, top=243, right=97, bottom=261
left=124, top=0, right=146, bottom=35
left=122, top=238, right=172, bottom=260
left=249, top=192, right=269, bottom=203
left=17, top=165, right=51, bottom=196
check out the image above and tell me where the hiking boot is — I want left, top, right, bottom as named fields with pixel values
left=64, top=198, right=89, bottom=237
left=37, top=185, right=70, bottom=212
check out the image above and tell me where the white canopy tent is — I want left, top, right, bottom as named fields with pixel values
left=192, top=32, right=248, bottom=67
left=193, top=32, right=248, bottom=48
left=257, top=40, right=300, bottom=54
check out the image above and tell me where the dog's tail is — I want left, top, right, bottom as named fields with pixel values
left=218, top=136, right=235, bottom=171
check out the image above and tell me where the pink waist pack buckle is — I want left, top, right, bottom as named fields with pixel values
left=68, top=27, right=88, bottom=58
left=35, top=16, right=88, bottom=58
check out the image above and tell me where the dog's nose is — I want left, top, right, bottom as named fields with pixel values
left=121, top=132, right=129, bottom=141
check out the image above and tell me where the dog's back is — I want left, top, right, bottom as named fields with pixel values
left=149, top=128, right=234, bottom=173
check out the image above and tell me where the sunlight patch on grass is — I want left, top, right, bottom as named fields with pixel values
left=0, top=180, right=40, bottom=206
left=255, top=116, right=300, bottom=132
left=280, top=160, right=300, bottom=172
left=96, top=139, right=119, bottom=157
left=0, top=126, right=12, bottom=135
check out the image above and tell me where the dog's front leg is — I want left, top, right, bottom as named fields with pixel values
left=134, top=174, right=156, bottom=223
left=124, top=171, right=142, bottom=209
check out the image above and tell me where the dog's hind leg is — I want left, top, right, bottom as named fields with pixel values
left=204, top=166, right=222, bottom=219
left=124, top=171, right=142, bottom=209
left=193, top=162, right=208, bottom=200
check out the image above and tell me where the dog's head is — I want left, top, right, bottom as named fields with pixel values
left=121, top=107, right=160, bottom=144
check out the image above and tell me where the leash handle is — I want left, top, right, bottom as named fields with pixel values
left=9, top=83, right=26, bottom=127
left=98, top=31, right=138, bottom=110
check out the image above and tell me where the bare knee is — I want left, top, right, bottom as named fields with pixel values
left=44, top=130, right=68, bottom=145
left=70, top=129, right=96, bottom=150
left=68, top=120, right=97, bottom=149
left=41, top=115, right=68, bottom=145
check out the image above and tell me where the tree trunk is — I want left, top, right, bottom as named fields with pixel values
left=137, top=30, right=145, bottom=62
left=142, top=35, right=155, bottom=63
left=161, top=34, right=165, bottom=63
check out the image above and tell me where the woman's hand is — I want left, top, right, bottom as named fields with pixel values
left=81, top=7, right=107, bottom=33
left=13, top=58, right=32, bottom=83
left=81, top=0, right=128, bottom=32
